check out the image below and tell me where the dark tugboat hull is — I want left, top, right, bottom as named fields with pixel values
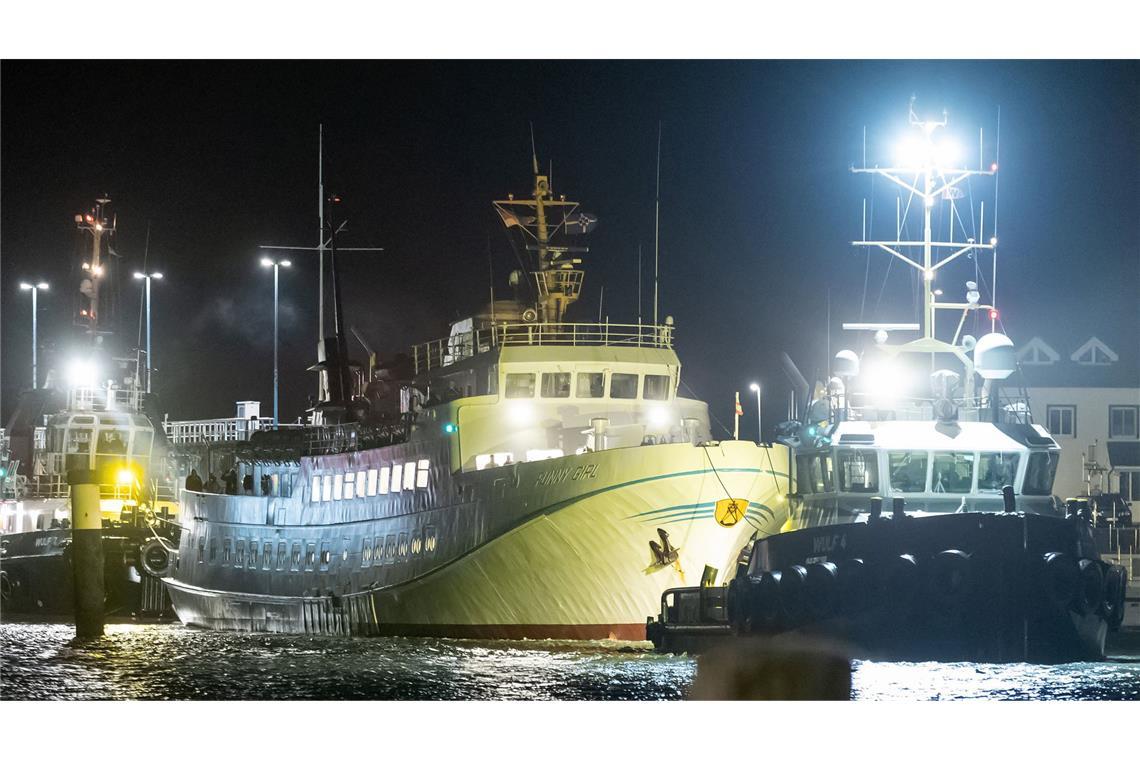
left=0, top=528, right=173, bottom=620
left=650, top=513, right=1127, bottom=663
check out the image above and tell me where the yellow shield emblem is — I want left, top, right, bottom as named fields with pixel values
left=714, top=498, right=749, bottom=527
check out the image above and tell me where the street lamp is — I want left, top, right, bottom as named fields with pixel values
left=19, top=282, right=49, bottom=389
left=133, top=271, right=164, bottom=393
left=749, top=382, right=762, bottom=445
left=261, top=257, right=291, bottom=427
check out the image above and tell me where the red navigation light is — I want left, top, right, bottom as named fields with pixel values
left=85, top=214, right=94, bottom=223
left=989, top=309, right=999, bottom=321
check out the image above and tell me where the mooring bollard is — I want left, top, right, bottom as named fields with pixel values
left=68, top=468, right=104, bottom=639
left=869, top=496, right=883, bottom=521
left=1001, top=485, right=1016, bottom=513
left=892, top=497, right=906, bottom=520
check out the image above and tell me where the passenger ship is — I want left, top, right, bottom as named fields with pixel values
left=651, top=102, right=1128, bottom=661
left=164, top=159, right=790, bottom=639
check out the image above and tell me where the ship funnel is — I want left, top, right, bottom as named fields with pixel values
left=975, top=333, right=1016, bottom=380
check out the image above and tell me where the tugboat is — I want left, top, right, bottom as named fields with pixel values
left=1, top=199, right=181, bottom=619
left=162, top=147, right=790, bottom=639
left=648, top=101, right=1128, bottom=662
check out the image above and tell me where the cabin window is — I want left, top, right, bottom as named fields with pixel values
left=644, top=374, right=671, bottom=401
left=541, top=372, right=572, bottom=398
left=362, top=537, right=373, bottom=567
left=344, top=472, right=355, bottom=499
left=505, top=373, right=536, bottom=398
left=311, top=475, right=322, bottom=502
left=248, top=541, right=259, bottom=569
left=290, top=541, right=303, bottom=571
left=209, top=538, right=218, bottom=563
left=276, top=542, right=288, bottom=571
left=977, top=452, right=1020, bottom=493
left=378, top=466, right=391, bottom=494
left=322, top=475, right=333, bottom=502
left=390, top=464, right=403, bottom=493
left=424, top=526, right=438, bottom=554
left=888, top=451, right=928, bottom=493
left=96, top=429, right=128, bottom=455
left=1023, top=452, right=1060, bottom=496
left=367, top=469, right=379, bottom=496
left=333, top=473, right=344, bottom=500
left=384, top=535, right=397, bottom=562
left=610, top=373, right=638, bottom=399
left=931, top=452, right=974, bottom=494
left=1047, top=405, right=1076, bottom=437
left=416, top=459, right=430, bottom=488
left=403, top=462, right=416, bottom=491
left=1110, top=406, right=1138, bottom=438
left=411, top=531, right=423, bottom=556
left=220, top=540, right=232, bottom=566
left=132, top=430, right=153, bottom=457
left=234, top=539, right=244, bottom=567
left=305, top=542, right=317, bottom=571
left=319, top=542, right=331, bottom=571
left=576, top=372, right=605, bottom=398
left=198, top=536, right=206, bottom=563
left=836, top=449, right=879, bottom=493
left=265, top=542, right=275, bottom=570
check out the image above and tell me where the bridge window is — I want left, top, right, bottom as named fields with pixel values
left=541, top=372, right=571, bottom=398
left=932, top=452, right=974, bottom=494
left=379, top=466, right=390, bottom=494
left=344, top=472, right=355, bottom=500
left=416, top=459, right=430, bottom=488
left=644, top=375, right=670, bottom=401
left=610, top=373, right=638, bottom=399
left=837, top=449, right=879, bottom=493
left=263, top=542, right=274, bottom=570
left=888, top=451, right=928, bottom=493
left=1023, top=452, right=1060, bottom=496
left=978, top=452, right=1020, bottom=493
left=390, top=464, right=402, bottom=493
left=322, top=475, right=333, bottom=502
left=367, top=469, right=378, bottom=496
left=576, top=372, right=604, bottom=398
left=333, top=473, right=344, bottom=500
left=209, top=538, right=218, bottom=563
left=221, top=539, right=232, bottom=565
left=403, top=462, right=416, bottom=490
left=505, top=373, right=536, bottom=398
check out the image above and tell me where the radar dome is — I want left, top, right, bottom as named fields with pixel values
left=975, top=333, right=1016, bottom=380
left=833, top=349, right=859, bottom=377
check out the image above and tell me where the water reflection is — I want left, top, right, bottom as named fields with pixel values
left=2, top=623, right=1137, bottom=700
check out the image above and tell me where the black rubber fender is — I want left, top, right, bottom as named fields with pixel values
left=1074, top=559, right=1105, bottom=615
left=837, top=558, right=869, bottom=615
left=778, top=564, right=809, bottom=624
left=928, top=549, right=972, bottom=604
left=1103, top=565, right=1128, bottom=631
left=804, top=561, right=840, bottom=620
left=880, top=553, right=921, bottom=613
left=1041, top=552, right=1079, bottom=609
left=750, top=571, right=782, bottom=632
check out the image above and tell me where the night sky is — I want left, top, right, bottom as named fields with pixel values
left=2, top=61, right=1137, bottom=435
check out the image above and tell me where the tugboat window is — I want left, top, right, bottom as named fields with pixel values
left=541, top=372, right=572, bottom=398
left=378, top=466, right=391, bottom=494
left=1023, top=452, right=1060, bottom=495
left=576, top=372, right=604, bottom=398
left=644, top=375, right=670, bottom=401
left=610, top=373, right=639, bottom=399
left=836, top=449, right=879, bottom=493
left=931, top=452, right=974, bottom=494
left=505, top=373, right=536, bottom=398
left=333, top=473, right=344, bottom=500
left=796, top=455, right=813, bottom=494
left=889, top=451, right=929, bottom=493
left=978, top=452, right=1020, bottom=493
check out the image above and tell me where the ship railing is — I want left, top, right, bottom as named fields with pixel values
left=411, top=321, right=674, bottom=374
left=838, top=391, right=1034, bottom=425
left=302, top=421, right=409, bottom=456
left=9, top=477, right=177, bottom=502
left=163, top=417, right=302, bottom=444
left=68, top=386, right=144, bottom=412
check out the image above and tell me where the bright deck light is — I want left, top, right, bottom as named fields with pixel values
left=117, top=467, right=136, bottom=486
left=66, top=358, right=98, bottom=388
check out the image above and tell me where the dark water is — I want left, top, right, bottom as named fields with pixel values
left=3, top=623, right=1138, bottom=700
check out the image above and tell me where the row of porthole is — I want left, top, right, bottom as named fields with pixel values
left=311, top=460, right=431, bottom=504
left=195, top=527, right=440, bottom=573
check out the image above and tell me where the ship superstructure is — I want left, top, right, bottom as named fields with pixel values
left=163, top=156, right=790, bottom=639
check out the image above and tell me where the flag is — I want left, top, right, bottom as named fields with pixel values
left=733, top=391, right=741, bottom=440
left=564, top=212, right=598, bottom=234
left=496, top=206, right=522, bottom=228
left=735, top=393, right=743, bottom=416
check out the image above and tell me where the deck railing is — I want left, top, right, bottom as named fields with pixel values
left=163, top=417, right=303, bottom=444
left=411, top=321, right=674, bottom=374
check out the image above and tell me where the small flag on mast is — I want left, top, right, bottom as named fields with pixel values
left=734, top=391, right=742, bottom=440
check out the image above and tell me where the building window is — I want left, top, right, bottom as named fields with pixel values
left=1047, top=405, right=1076, bottom=437
left=644, top=374, right=671, bottom=400
left=576, top=372, right=604, bottom=398
left=390, top=464, right=403, bottom=493
left=541, top=372, right=571, bottom=398
left=311, top=475, right=322, bottom=502
left=610, top=373, right=639, bottom=399
left=367, top=469, right=379, bottom=496
left=416, top=459, right=430, bottom=488
left=505, top=373, right=536, bottom=398
left=403, top=462, right=416, bottom=490
left=1109, top=406, right=1139, bottom=439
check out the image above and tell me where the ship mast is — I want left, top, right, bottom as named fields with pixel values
left=75, top=197, right=115, bottom=340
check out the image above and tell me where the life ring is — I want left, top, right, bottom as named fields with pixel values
left=1102, top=565, right=1128, bottom=630
left=139, top=538, right=174, bottom=578
left=1074, top=559, right=1105, bottom=614
left=1041, top=552, right=1079, bottom=609
left=749, top=571, right=781, bottom=632
left=778, top=564, right=809, bottom=624
left=804, top=561, right=840, bottom=620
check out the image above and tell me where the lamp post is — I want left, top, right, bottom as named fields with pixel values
left=261, top=257, right=292, bottom=428
left=132, top=271, right=163, bottom=393
left=19, top=282, right=49, bottom=389
left=749, top=382, right=762, bottom=445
